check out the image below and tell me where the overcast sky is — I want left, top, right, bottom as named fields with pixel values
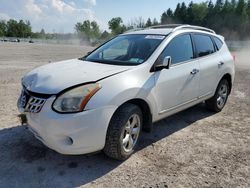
left=0, top=0, right=212, bottom=33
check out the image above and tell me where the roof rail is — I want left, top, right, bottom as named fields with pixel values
left=150, top=24, right=183, bottom=29
left=172, top=25, right=215, bottom=34
left=150, top=24, right=215, bottom=34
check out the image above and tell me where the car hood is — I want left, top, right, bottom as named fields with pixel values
left=22, top=59, right=130, bottom=94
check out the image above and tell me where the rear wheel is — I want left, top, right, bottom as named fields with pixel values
left=205, top=79, right=229, bottom=112
left=104, top=103, right=142, bottom=160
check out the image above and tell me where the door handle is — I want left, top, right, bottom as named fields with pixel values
left=218, top=61, right=224, bottom=67
left=190, top=69, right=199, bottom=75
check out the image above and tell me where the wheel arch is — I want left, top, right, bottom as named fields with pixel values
left=111, top=98, right=153, bottom=132
left=221, top=73, right=232, bottom=94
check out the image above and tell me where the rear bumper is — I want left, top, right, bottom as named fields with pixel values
left=20, top=97, right=116, bottom=155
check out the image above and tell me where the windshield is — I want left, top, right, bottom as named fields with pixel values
left=85, top=34, right=165, bottom=66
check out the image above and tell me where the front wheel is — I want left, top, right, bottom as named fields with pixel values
left=103, top=103, right=142, bottom=160
left=205, top=79, right=230, bottom=112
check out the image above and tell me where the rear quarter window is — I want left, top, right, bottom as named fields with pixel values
left=213, top=36, right=223, bottom=50
left=193, top=34, right=215, bottom=57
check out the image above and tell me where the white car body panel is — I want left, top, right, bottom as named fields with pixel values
left=18, top=27, right=235, bottom=155
left=22, top=59, right=130, bottom=94
left=26, top=96, right=117, bottom=154
left=153, top=59, right=200, bottom=114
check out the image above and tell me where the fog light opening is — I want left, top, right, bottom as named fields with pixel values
left=65, top=136, right=74, bottom=145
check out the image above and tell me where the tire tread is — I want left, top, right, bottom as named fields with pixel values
left=205, top=79, right=229, bottom=112
left=104, top=103, right=141, bottom=160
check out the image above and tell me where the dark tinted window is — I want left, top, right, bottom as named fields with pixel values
left=193, top=34, right=215, bottom=57
left=158, top=34, right=193, bottom=65
left=213, top=36, right=223, bottom=50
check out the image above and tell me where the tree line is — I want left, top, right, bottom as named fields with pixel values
left=0, top=19, right=58, bottom=39
left=1, top=0, right=250, bottom=42
left=0, top=19, right=32, bottom=38
left=75, top=17, right=127, bottom=44
left=159, top=0, right=250, bottom=39
left=76, top=0, right=250, bottom=42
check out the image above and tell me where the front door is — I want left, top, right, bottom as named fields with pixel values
left=153, top=34, right=200, bottom=114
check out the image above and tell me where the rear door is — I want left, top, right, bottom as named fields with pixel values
left=153, top=34, right=200, bottom=114
left=192, top=33, right=222, bottom=97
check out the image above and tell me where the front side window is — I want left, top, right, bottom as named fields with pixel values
left=157, top=34, right=194, bottom=65
left=85, top=34, right=165, bottom=65
left=193, top=34, right=215, bottom=57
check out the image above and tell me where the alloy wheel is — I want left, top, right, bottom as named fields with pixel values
left=121, top=114, right=141, bottom=152
left=217, top=83, right=228, bottom=109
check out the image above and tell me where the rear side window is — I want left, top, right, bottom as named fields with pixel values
left=213, top=36, right=223, bottom=50
left=158, top=34, right=194, bottom=65
left=193, top=34, right=215, bottom=57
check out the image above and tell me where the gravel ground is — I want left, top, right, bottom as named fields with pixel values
left=0, top=42, right=249, bottom=188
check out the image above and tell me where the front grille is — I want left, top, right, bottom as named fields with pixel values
left=25, top=96, right=46, bottom=113
left=18, top=89, right=47, bottom=113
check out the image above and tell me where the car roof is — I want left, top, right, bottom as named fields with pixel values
left=124, top=28, right=173, bottom=36
left=124, top=24, right=216, bottom=36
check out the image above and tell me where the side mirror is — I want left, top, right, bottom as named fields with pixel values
left=153, top=56, right=172, bottom=71
left=163, top=56, right=172, bottom=68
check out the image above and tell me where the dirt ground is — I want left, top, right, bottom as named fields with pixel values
left=0, top=42, right=249, bottom=188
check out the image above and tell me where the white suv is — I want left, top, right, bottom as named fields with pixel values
left=18, top=25, right=235, bottom=160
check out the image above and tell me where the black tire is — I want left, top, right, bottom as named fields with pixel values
left=103, top=103, right=142, bottom=160
left=205, top=79, right=230, bottom=112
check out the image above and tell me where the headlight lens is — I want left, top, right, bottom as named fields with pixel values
left=53, top=83, right=101, bottom=113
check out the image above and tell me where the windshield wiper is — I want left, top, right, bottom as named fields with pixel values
left=78, top=57, right=86, bottom=61
left=79, top=58, right=103, bottom=64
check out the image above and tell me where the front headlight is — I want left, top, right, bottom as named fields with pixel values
left=52, top=83, right=101, bottom=113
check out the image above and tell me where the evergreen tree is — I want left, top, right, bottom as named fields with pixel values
left=161, top=9, right=174, bottom=24
left=186, top=1, right=194, bottom=24
left=179, top=2, right=188, bottom=23
left=248, top=0, right=250, bottom=18
left=204, top=0, right=214, bottom=27
left=152, top=18, right=159, bottom=26
left=167, top=8, right=174, bottom=17
left=221, top=0, right=236, bottom=32
left=231, top=0, right=237, bottom=9
left=235, top=0, right=248, bottom=21
left=222, top=0, right=230, bottom=14
left=174, top=3, right=182, bottom=22
left=191, top=3, right=208, bottom=25
left=145, top=18, right=152, bottom=27
left=214, top=0, right=224, bottom=16
left=233, top=0, right=248, bottom=38
left=161, top=12, right=168, bottom=24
